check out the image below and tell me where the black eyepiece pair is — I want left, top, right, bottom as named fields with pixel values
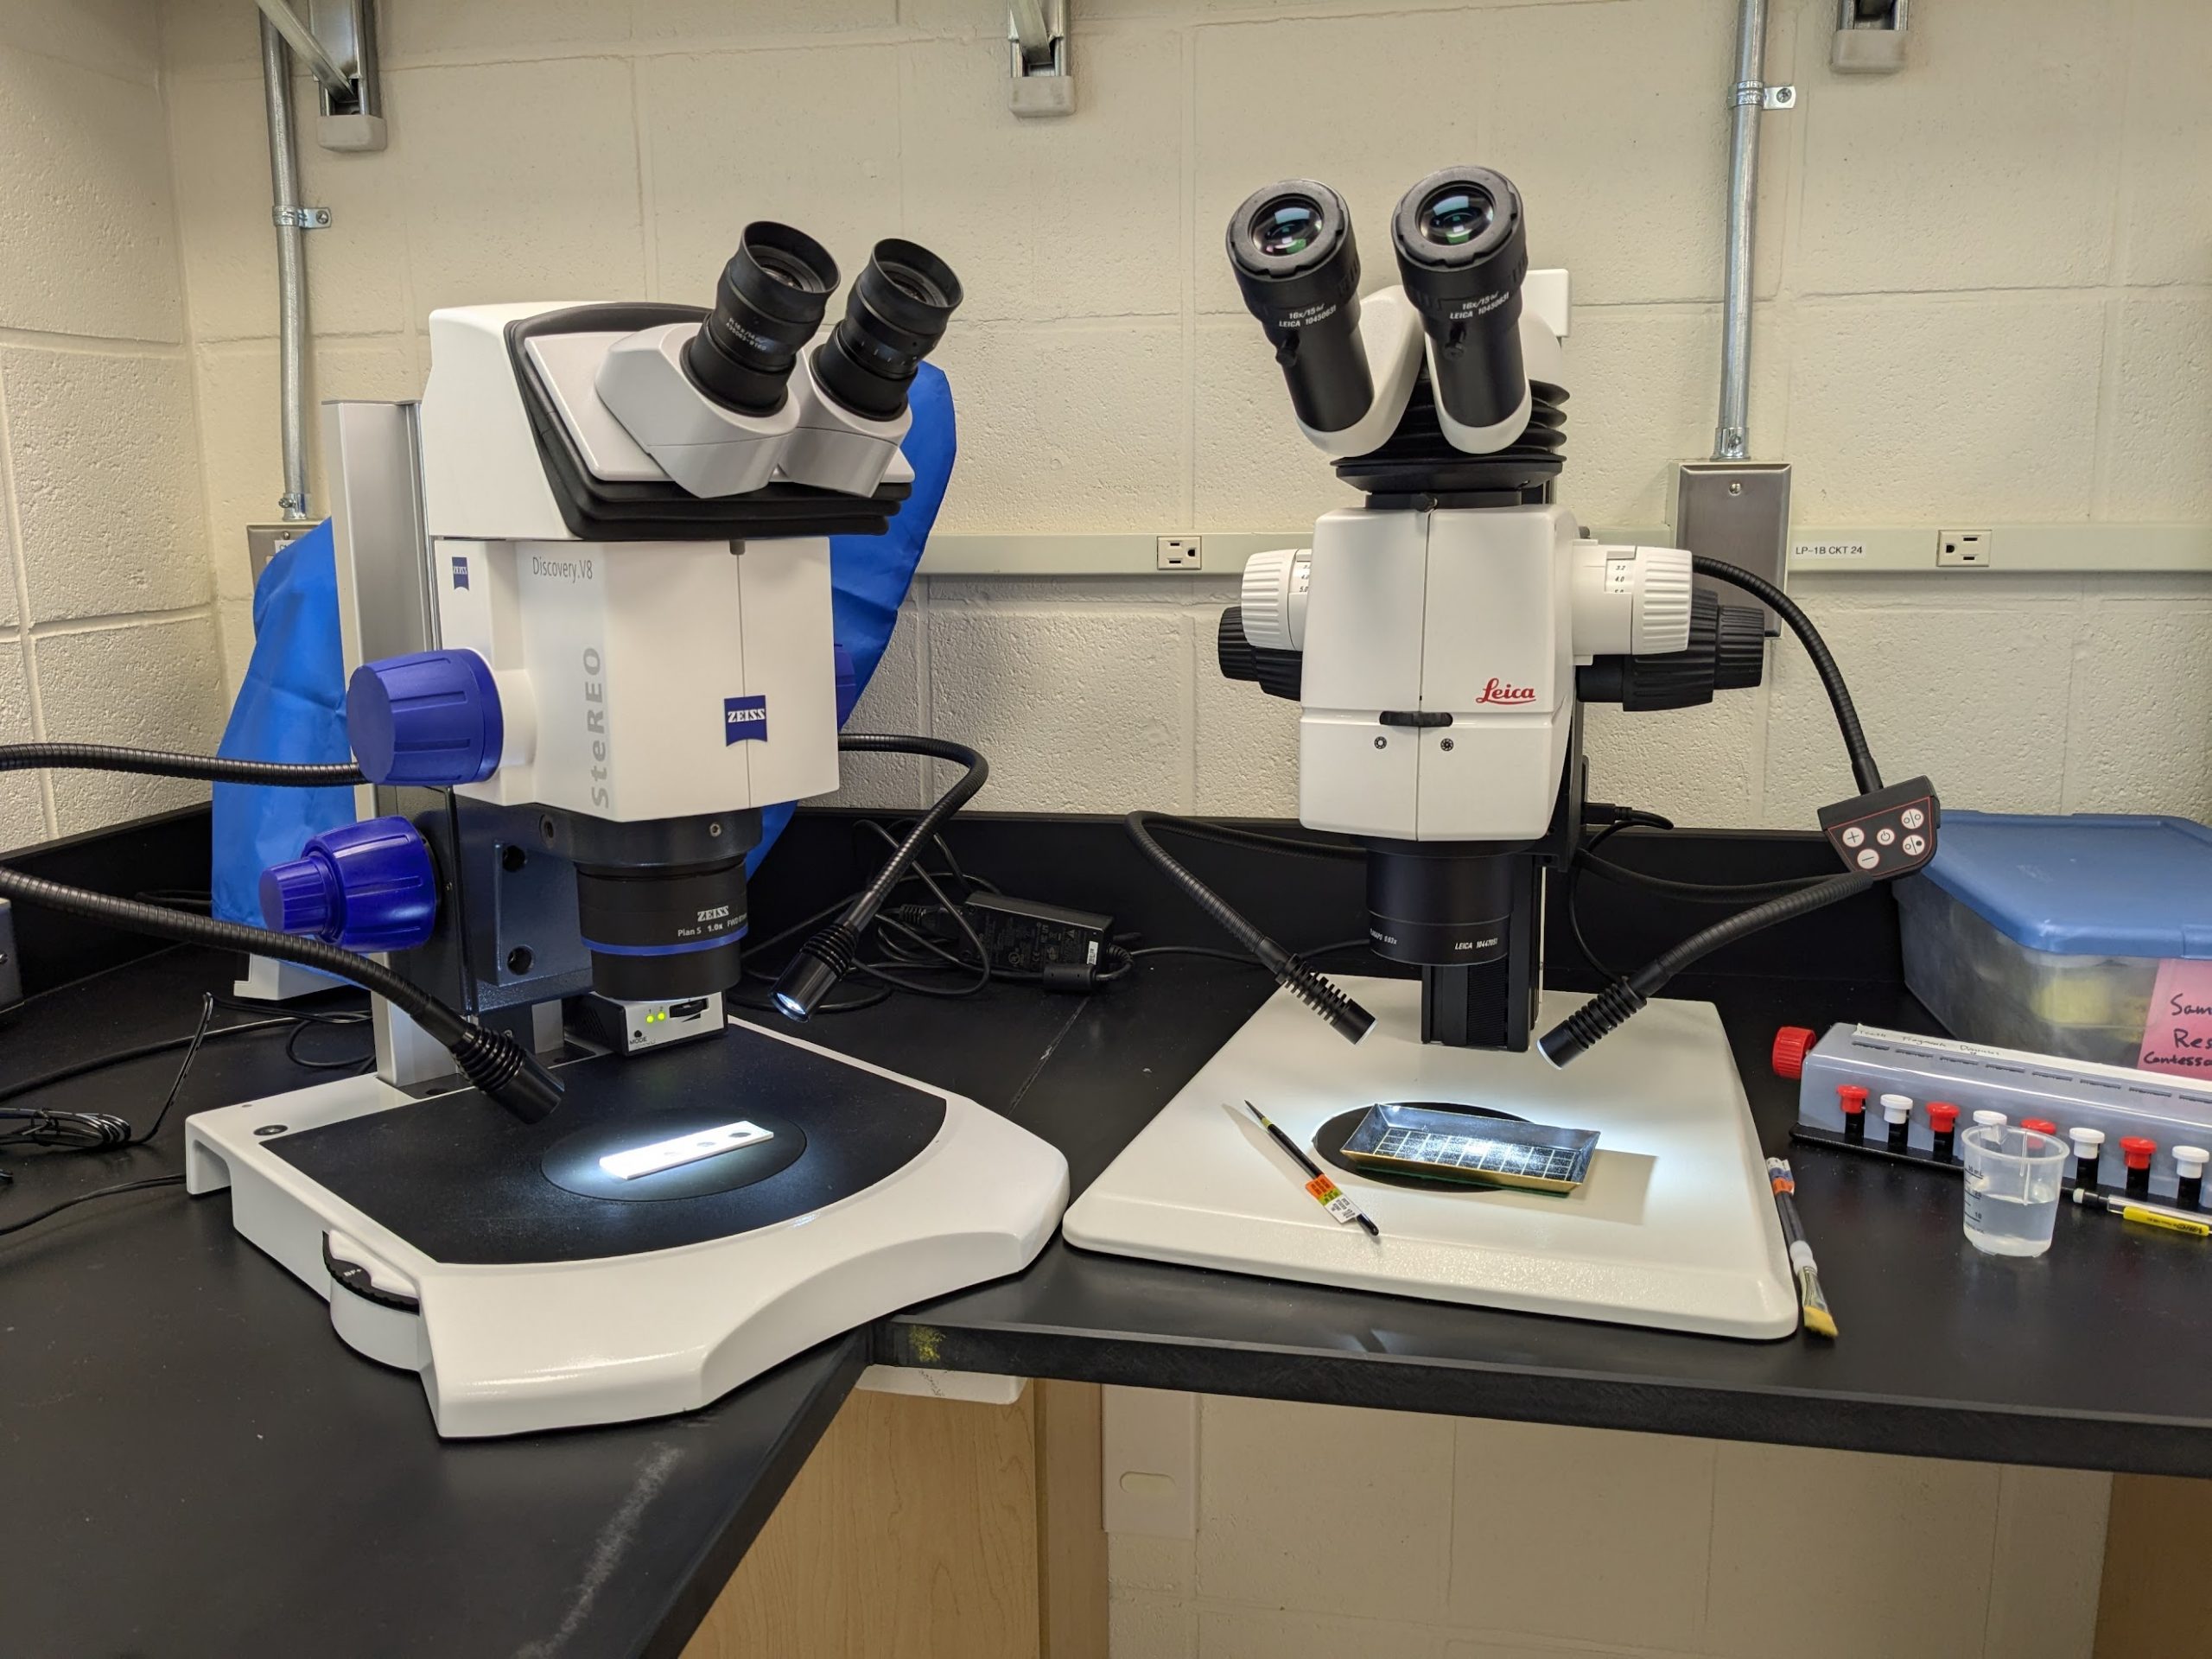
left=1226, top=166, right=1529, bottom=436
left=684, top=223, right=963, bottom=423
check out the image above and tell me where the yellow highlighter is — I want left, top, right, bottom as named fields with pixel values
left=2072, top=1188, right=2212, bottom=1238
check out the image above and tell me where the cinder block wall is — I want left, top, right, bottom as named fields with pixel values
left=160, top=0, right=2212, bottom=836
left=148, top=5, right=2192, bottom=1651
left=0, top=5, right=223, bottom=852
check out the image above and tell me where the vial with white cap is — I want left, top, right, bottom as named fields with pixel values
left=2068, top=1126, right=2106, bottom=1189
left=1879, top=1092, right=1914, bottom=1153
left=2173, top=1146, right=2209, bottom=1211
left=1972, top=1109, right=2008, bottom=1130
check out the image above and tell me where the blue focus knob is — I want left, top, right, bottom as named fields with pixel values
left=346, top=648, right=504, bottom=786
left=259, top=817, right=438, bottom=952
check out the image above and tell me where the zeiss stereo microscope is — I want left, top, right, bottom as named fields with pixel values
left=1066, top=168, right=1937, bottom=1338
left=167, top=225, right=1069, bottom=1436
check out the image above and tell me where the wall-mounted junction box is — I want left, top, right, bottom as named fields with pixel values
left=1673, top=461, right=1793, bottom=636
left=247, top=523, right=318, bottom=585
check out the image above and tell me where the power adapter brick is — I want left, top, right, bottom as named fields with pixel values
left=962, top=893, right=1115, bottom=983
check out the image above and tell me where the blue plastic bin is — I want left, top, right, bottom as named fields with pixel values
left=1897, top=811, right=2212, bottom=1064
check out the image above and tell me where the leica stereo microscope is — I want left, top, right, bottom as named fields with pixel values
left=169, top=225, right=1069, bottom=1436
left=1066, top=168, right=1936, bottom=1337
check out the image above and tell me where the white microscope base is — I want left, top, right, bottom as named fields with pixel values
left=1064, top=979, right=1796, bottom=1340
left=184, top=1018, right=1069, bottom=1438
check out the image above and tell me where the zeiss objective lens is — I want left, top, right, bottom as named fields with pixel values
left=809, top=239, right=964, bottom=421
left=685, top=221, right=841, bottom=416
left=1226, top=180, right=1370, bottom=435
left=1390, top=167, right=1529, bottom=434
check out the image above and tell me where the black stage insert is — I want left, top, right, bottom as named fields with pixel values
left=270, top=1022, right=946, bottom=1265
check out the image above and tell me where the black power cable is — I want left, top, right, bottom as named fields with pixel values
left=0, top=1175, right=184, bottom=1239
left=1, top=990, right=255, bottom=1239
left=0, top=997, right=371, bottom=1158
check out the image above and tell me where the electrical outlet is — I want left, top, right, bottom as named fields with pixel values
left=1155, top=536, right=1202, bottom=571
left=1937, top=529, right=1993, bottom=569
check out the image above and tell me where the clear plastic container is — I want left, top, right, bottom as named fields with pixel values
left=1961, top=1124, right=2067, bottom=1257
left=1897, top=878, right=2158, bottom=1065
left=1897, top=814, right=2212, bottom=1068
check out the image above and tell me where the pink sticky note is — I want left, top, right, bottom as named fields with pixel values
left=2139, top=958, right=2212, bottom=1077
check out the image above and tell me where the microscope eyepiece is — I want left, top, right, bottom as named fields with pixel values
left=1225, top=180, right=1372, bottom=435
left=684, top=220, right=841, bottom=416
left=809, top=239, right=963, bottom=422
left=1390, top=166, right=1529, bottom=435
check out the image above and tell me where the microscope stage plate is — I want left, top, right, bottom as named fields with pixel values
left=184, top=1019, right=1069, bottom=1436
left=264, top=1028, right=945, bottom=1263
left=1063, top=979, right=1796, bottom=1340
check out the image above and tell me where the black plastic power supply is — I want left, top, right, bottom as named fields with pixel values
left=961, top=892, right=1115, bottom=976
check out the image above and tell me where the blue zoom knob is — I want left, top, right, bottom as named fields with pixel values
left=259, top=817, right=438, bottom=952
left=346, top=648, right=504, bottom=786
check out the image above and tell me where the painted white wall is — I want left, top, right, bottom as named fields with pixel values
left=146, top=0, right=2197, bottom=1649
left=0, top=3, right=223, bottom=851
left=1110, top=1393, right=2110, bottom=1659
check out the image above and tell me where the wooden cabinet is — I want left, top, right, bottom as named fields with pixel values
left=683, top=1379, right=1106, bottom=1659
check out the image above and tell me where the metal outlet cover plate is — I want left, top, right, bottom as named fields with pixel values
left=1674, top=460, right=1793, bottom=636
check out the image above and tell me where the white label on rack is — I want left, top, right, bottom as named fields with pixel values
left=1852, top=1023, right=2212, bottom=1102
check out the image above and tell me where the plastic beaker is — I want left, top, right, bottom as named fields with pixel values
left=1961, top=1124, right=2067, bottom=1257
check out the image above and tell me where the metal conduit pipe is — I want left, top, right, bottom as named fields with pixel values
left=1713, top=0, right=1769, bottom=462
left=260, top=13, right=312, bottom=522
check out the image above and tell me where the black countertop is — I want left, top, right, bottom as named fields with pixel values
left=0, top=950, right=861, bottom=1659
left=7, top=815, right=2212, bottom=1656
left=867, top=964, right=2212, bottom=1476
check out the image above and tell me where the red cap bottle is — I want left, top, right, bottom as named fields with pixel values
left=2121, top=1135, right=2157, bottom=1198
left=1772, top=1027, right=1815, bottom=1080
